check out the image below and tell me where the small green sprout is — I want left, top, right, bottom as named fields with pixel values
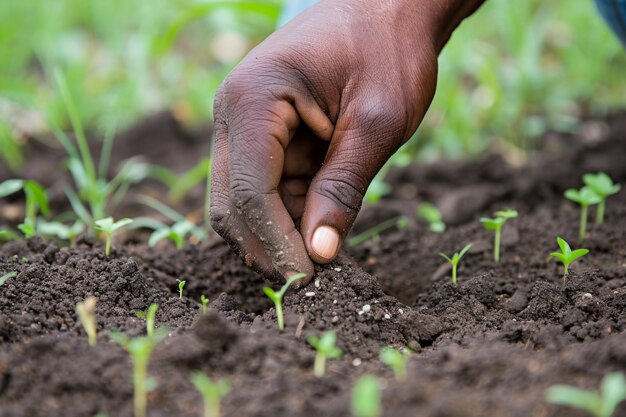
left=176, top=279, right=186, bottom=299
left=583, top=172, right=621, bottom=224
left=76, top=296, right=97, bottom=346
left=38, top=220, right=85, bottom=247
left=549, top=236, right=589, bottom=278
left=137, top=303, right=159, bottom=337
left=110, top=327, right=169, bottom=417
left=417, top=203, right=446, bottom=233
left=480, top=209, right=518, bottom=262
left=307, top=331, right=343, bottom=378
left=0, top=179, right=50, bottom=237
left=0, top=271, right=17, bottom=286
left=201, top=295, right=209, bottom=314
left=190, top=372, right=231, bottom=417
left=546, top=372, right=626, bottom=417
left=380, top=347, right=409, bottom=381
left=351, top=375, right=381, bottom=417
left=263, top=273, right=305, bottom=331
left=148, top=219, right=196, bottom=250
left=438, top=243, right=472, bottom=285
left=565, top=186, right=602, bottom=242
left=94, top=217, right=133, bottom=256
left=348, top=216, right=408, bottom=247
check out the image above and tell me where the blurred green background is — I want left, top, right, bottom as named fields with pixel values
left=1, top=0, right=625, bottom=173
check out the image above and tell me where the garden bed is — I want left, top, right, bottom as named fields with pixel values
left=1, top=112, right=625, bottom=417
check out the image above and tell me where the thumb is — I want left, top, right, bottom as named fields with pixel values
left=300, top=96, right=407, bottom=264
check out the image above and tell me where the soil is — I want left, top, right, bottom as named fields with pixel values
left=1, top=111, right=626, bottom=417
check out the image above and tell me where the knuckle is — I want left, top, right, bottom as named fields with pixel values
left=230, top=173, right=263, bottom=212
left=356, top=92, right=407, bottom=143
left=209, top=202, right=231, bottom=237
left=316, top=173, right=365, bottom=214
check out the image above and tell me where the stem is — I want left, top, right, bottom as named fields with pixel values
left=596, top=201, right=605, bottom=224
left=314, top=354, right=326, bottom=377
left=452, top=264, right=457, bottom=285
left=494, top=228, right=501, bottom=263
left=204, top=400, right=219, bottom=417
left=105, top=235, right=112, bottom=257
left=88, top=331, right=96, bottom=347
left=563, top=263, right=569, bottom=278
left=579, top=205, right=588, bottom=242
left=134, top=356, right=148, bottom=417
left=276, top=301, right=284, bottom=331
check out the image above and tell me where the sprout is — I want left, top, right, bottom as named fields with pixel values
left=0, top=271, right=17, bottom=286
left=0, top=179, right=50, bottom=237
left=201, top=295, right=209, bottom=315
left=546, top=372, right=626, bottom=417
left=76, top=296, right=97, bottom=346
left=38, top=220, right=85, bottom=247
left=148, top=219, right=196, bottom=250
left=263, top=273, right=305, bottom=331
left=380, top=347, right=409, bottom=381
left=480, top=209, right=518, bottom=262
left=176, top=279, right=186, bottom=300
left=565, top=186, right=601, bottom=242
left=549, top=236, right=589, bottom=278
left=190, top=372, right=231, bottom=417
left=351, top=375, right=381, bottom=417
left=110, top=327, right=169, bottom=417
left=348, top=216, right=408, bottom=247
left=145, top=304, right=158, bottom=337
left=417, top=203, right=446, bottom=233
left=583, top=172, right=621, bottom=224
left=307, top=331, right=343, bottom=378
left=438, top=243, right=472, bottom=285
left=94, top=217, right=133, bottom=256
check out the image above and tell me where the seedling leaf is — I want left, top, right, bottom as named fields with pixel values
left=0, top=271, right=17, bottom=286
left=351, top=375, right=381, bottom=417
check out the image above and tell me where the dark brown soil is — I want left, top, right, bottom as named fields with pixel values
left=1, top=112, right=626, bottom=417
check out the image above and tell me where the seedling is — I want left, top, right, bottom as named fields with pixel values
left=380, top=347, right=409, bottom=381
left=38, top=220, right=85, bottom=247
left=438, top=243, right=472, bottom=285
left=351, top=375, right=381, bottom=417
left=565, top=186, right=601, bottom=242
left=480, top=209, right=518, bottom=262
left=176, top=279, right=186, bottom=299
left=110, top=327, right=169, bottom=417
left=76, top=296, right=97, bottom=346
left=417, top=203, right=446, bottom=233
left=549, top=236, right=589, bottom=278
left=307, top=331, right=343, bottom=378
left=0, top=271, right=17, bottom=286
left=201, top=295, right=209, bottom=314
left=148, top=219, right=196, bottom=250
left=0, top=179, right=50, bottom=237
left=135, top=303, right=159, bottom=337
left=94, top=217, right=133, bottom=256
left=546, top=372, right=626, bottom=417
left=263, top=273, right=305, bottom=330
left=190, top=372, right=231, bottom=417
left=348, top=216, right=408, bottom=247
left=583, top=172, right=621, bottom=224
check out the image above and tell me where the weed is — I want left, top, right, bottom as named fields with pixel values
left=263, top=273, right=305, bottom=330
left=201, top=295, right=209, bottom=314
left=438, top=243, right=472, bottom=285
left=0, top=271, right=17, bottom=286
left=380, top=347, right=409, bottom=381
left=549, top=236, right=589, bottom=278
left=480, top=209, right=518, bottom=262
left=176, top=279, right=186, bottom=300
left=307, top=331, right=343, bottom=378
left=583, top=172, right=621, bottom=224
left=348, top=216, right=408, bottom=247
left=351, top=375, right=381, bottom=417
left=190, top=372, right=231, bottom=417
left=94, top=217, right=133, bottom=256
left=546, top=372, right=626, bottom=417
left=0, top=179, right=49, bottom=237
left=565, top=186, right=601, bottom=242
left=76, top=296, right=97, bottom=346
left=417, top=203, right=446, bottom=233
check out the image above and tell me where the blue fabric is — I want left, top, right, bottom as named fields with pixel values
left=595, top=0, right=626, bottom=45
left=277, top=0, right=319, bottom=27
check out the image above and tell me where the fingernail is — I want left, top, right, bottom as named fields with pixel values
left=311, top=225, right=340, bottom=261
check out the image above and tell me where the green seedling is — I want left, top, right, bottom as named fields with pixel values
left=201, top=295, right=209, bottom=314
left=549, top=236, right=589, bottom=278
left=380, top=347, right=409, bottom=381
left=0, top=271, right=17, bottom=286
left=0, top=228, right=20, bottom=242
left=417, top=203, right=446, bottom=233
left=583, top=172, right=621, bottom=224
left=480, top=209, right=518, bottom=262
left=263, top=273, right=305, bottom=331
left=546, top=372, right=626, bottom=417
left=176, top=279, right=186, bottom=299
left=148, top=219, right=196, bottom=250
left=307, top=331, right=343, bottom=378
left=76, top=296, right=97, bottom=346
left=135, top=304, right=159, bottom=337
left=348, top=216, right=408, bottom=247
left=38, top=220, right=85, bottom=247
left=110, top=327, right=169, bottom=417
left=438, top=243, right=472, bottom=285
left=190, top=372, right=231, bottom=417
left=351, top=375, right=381, bottom=417
left=565, top=186, right=601, bottom=242
left=0, top=179, right=50, bottom=237
left=94, top=217, right=133, bottom=256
